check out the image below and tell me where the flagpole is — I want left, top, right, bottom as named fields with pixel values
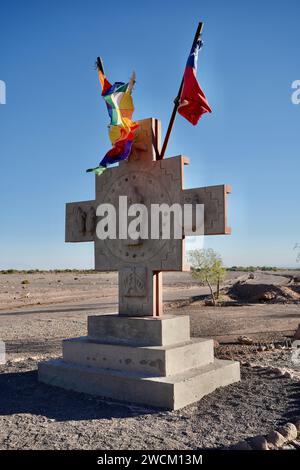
left=96, top=56, right=105, bottom=75
left=158, top=22, right=204, bottom=160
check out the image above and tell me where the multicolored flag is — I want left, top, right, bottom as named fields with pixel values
left=87, top=58, right=138, bottom=174
left=177, top=37, right=212, bottom=125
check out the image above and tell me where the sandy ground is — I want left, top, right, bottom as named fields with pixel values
left=1, top=269, right=279, bottom=311
left=1, top=271, right=299, bottom=361
left=0, top=270, right=300, bottom=449
left=0, top=271, right=207, bottom=311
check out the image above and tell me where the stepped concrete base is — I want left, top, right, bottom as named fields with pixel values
left=38, top=314, right=240, bottom=410
left=38, top=358, right=240, bottom=410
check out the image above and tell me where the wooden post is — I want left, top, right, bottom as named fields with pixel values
left=158, top=22, right=204, bottom=160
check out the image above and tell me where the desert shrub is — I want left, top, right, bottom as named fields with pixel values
left=189, top=248, right=226, bottom=305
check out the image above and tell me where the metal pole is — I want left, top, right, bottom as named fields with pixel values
left=158, top=22, right=204, bottom=160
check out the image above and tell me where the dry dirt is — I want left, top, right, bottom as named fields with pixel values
left=0, top=270, right=300, bottom=450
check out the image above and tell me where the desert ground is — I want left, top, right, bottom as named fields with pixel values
left=0, top=270, right=300, bottom=449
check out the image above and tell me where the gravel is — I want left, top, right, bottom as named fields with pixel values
left=0, top=360, right=299, bottom=450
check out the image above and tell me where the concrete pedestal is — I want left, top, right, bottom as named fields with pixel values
left=38, top=315, right=240, bottom=410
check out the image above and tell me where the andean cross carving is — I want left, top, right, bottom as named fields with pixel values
left=65, top=118, right=231, bottom=316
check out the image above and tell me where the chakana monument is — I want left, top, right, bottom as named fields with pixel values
left=38, top=118, right=240, bottom=410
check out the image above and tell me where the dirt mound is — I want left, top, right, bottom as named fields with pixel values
left=228, top=282, right=300, bottom=303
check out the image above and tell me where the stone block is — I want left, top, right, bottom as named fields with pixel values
left=62, top=337, right=214, bottom=377
left=87, top=314, right=190, bottom=346
left=38, top=358, right=240, bottom=410
left=0, top=340, right=5, bottom=365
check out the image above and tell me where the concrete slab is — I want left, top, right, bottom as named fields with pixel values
left=38, top=358, right=240, bottom=410
left=63, top=337, right=214, bottom=377
left=88, top=314, right=190, bottom=346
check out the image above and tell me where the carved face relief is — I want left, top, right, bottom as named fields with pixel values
left=73, top=206, right=86, bottom=234
left=86, top=206, right=96, bottom=235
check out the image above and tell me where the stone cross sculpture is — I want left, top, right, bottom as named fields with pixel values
left=65, top=118, right=231, bottom=316
left=39, top=118, right=240, bottom=410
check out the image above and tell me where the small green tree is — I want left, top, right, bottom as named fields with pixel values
left=189, top=248, right=226, bottom=305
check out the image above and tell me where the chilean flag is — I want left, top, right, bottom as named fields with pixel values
left=178, top=38, right=212, bottom=125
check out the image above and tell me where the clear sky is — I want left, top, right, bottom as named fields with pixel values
left=0, top=0, right=299, bottom=269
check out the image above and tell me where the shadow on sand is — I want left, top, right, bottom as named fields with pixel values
left=0, top=368, right=157, bottom=421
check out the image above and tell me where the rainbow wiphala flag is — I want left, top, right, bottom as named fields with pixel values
left=87, top=60, right=138, bottom=174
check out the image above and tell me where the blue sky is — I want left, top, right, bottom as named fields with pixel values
left=0, top=0, right=299, bottom=269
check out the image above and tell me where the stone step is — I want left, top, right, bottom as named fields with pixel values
left=63, top=337, right=214, bottom=377
left=88, top=314, right=190, bottom=346
left=38, top=358, right=240, bottom=410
